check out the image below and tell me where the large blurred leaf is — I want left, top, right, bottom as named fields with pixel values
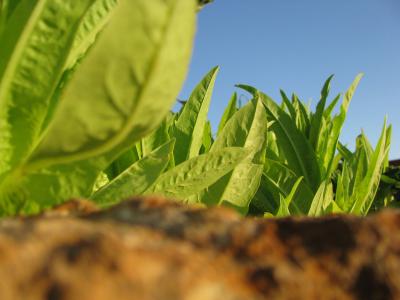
left=0, top=0, right=94, bottom=177
left=65, top=0, right=118, bottom=70
left=29, top=0, right=196, bottom=168
left=0, top=0, right=196, bottom=214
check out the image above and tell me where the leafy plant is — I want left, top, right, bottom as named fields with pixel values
left=0, top=0, right=197, bottom=215
left=93, top=67, right=265, bottom=213
left=95, top=68, right=394, bottom=217
left=0, top=0, right=394, bottom=218
left=239, top=76, right=392, bottom=216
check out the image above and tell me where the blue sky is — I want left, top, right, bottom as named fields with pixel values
left=178, top=0, right=400, bottom=159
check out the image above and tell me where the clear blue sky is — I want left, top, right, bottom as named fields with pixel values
left=178, top=0, right=400, bottom=159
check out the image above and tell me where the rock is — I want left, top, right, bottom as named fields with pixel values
left=0, top=196, right=399, bottom=300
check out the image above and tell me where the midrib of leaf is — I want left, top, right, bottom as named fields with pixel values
left=26, top=0, right=184, bottom=171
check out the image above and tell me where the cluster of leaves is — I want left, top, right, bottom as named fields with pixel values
left=93, top=68, right=398, bottom=217
left=0, top=0, right=197, bottom=216
left=0, top=0, right=397, bottom=217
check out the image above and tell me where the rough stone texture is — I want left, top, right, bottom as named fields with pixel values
left=0, top=197, right=400, bottom=300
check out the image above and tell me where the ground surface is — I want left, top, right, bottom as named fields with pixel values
left=0, top=197, right=399, bottom=300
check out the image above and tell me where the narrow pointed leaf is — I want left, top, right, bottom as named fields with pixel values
left=172, top=66, right=219, bottom=164
left=322, top=74, right=363, bottom=178
left=351, top=121, right=389, bottom=215
left=217, top=92, right=237, bottom=136
left=309, top=75, right=333, bottom=150
left=200, top=120, right=213, bottom=154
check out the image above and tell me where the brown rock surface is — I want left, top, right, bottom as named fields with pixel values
left=0, top=196, right=399, bottom=300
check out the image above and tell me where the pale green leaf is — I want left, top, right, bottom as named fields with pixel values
left=29, top=0, right=196, bottom=168
left=276, top=177, right=303, bottom=217
left=172, top=66, right=219, bottom=164
left=0, top=0, right=196, bottom=215
left=0, top=0, right=94, bottom=177
left=350, top=121, right=389, bottom=215
left=322, top=74, right=363, bottom=178
left=217, top=92, right=237, bottom=136
left=199, top=98, right=268, bottom=213
left=91, top=140, right=174, bottom=207
left=308, top=180, right=333, bottom=217
left=141, top=117, right=170, bottom=158
left=200, top=120, right=213, bottom=154
left=147, top=147, right=248, bottom=199
left=309, top=75, right=333, bottom=151
left=237, top=85, right=321, bottom=194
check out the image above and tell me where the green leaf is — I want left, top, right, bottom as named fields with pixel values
left=308, top=180, right=333, bottom=217
left=91, top=140, right=174, bottom=207
left=0, top=0, right=196, bottom=215
left=323, top=93, right=341, bottom=119
left=337, top=142, right=353, bottom=162
left=0, top=158, right=102, bottom=215
left=0, top=0, right=94, bottom=177
left=38, top=0, right=119, bottom=134
left=263, top=158, right=313, bottom=214
left=65, top=0, right=118, bottom=70
left=336, top=162, right=350, bottom=210
left=321, top=74, right=363, bottom=178
left=383, top=125, right=392, bottom=170
left=199, top=98, right=268, bottom=213
left=292, top=94, right=311, bottom=137
left=309, top=75, right=333, bottom=151
left=28, top=0, right=196, bottom=168
left=217, top=92, right=237, bottom=136
left=141, top=117, right=170, bottom=158
left=104, top=148, right=140, bottom=181
left=250, top=174, right=278, bottom=215
left=171, top=66, right=219, bottom=164
left=280, top=90, right=296, bottom=120
left=0, top=0, right=22, bottom=35
left=200, top=120, right=213, bottom=154
left=276, top=177, right=303, bottom=217
left=147, top=147, right=248, bottom=200
left=237, top=85, right=321, bottom=194
left=350, top=121, right=389, bottom=215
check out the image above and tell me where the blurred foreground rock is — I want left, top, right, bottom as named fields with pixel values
left=0, top=197, right=400, bottom=300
